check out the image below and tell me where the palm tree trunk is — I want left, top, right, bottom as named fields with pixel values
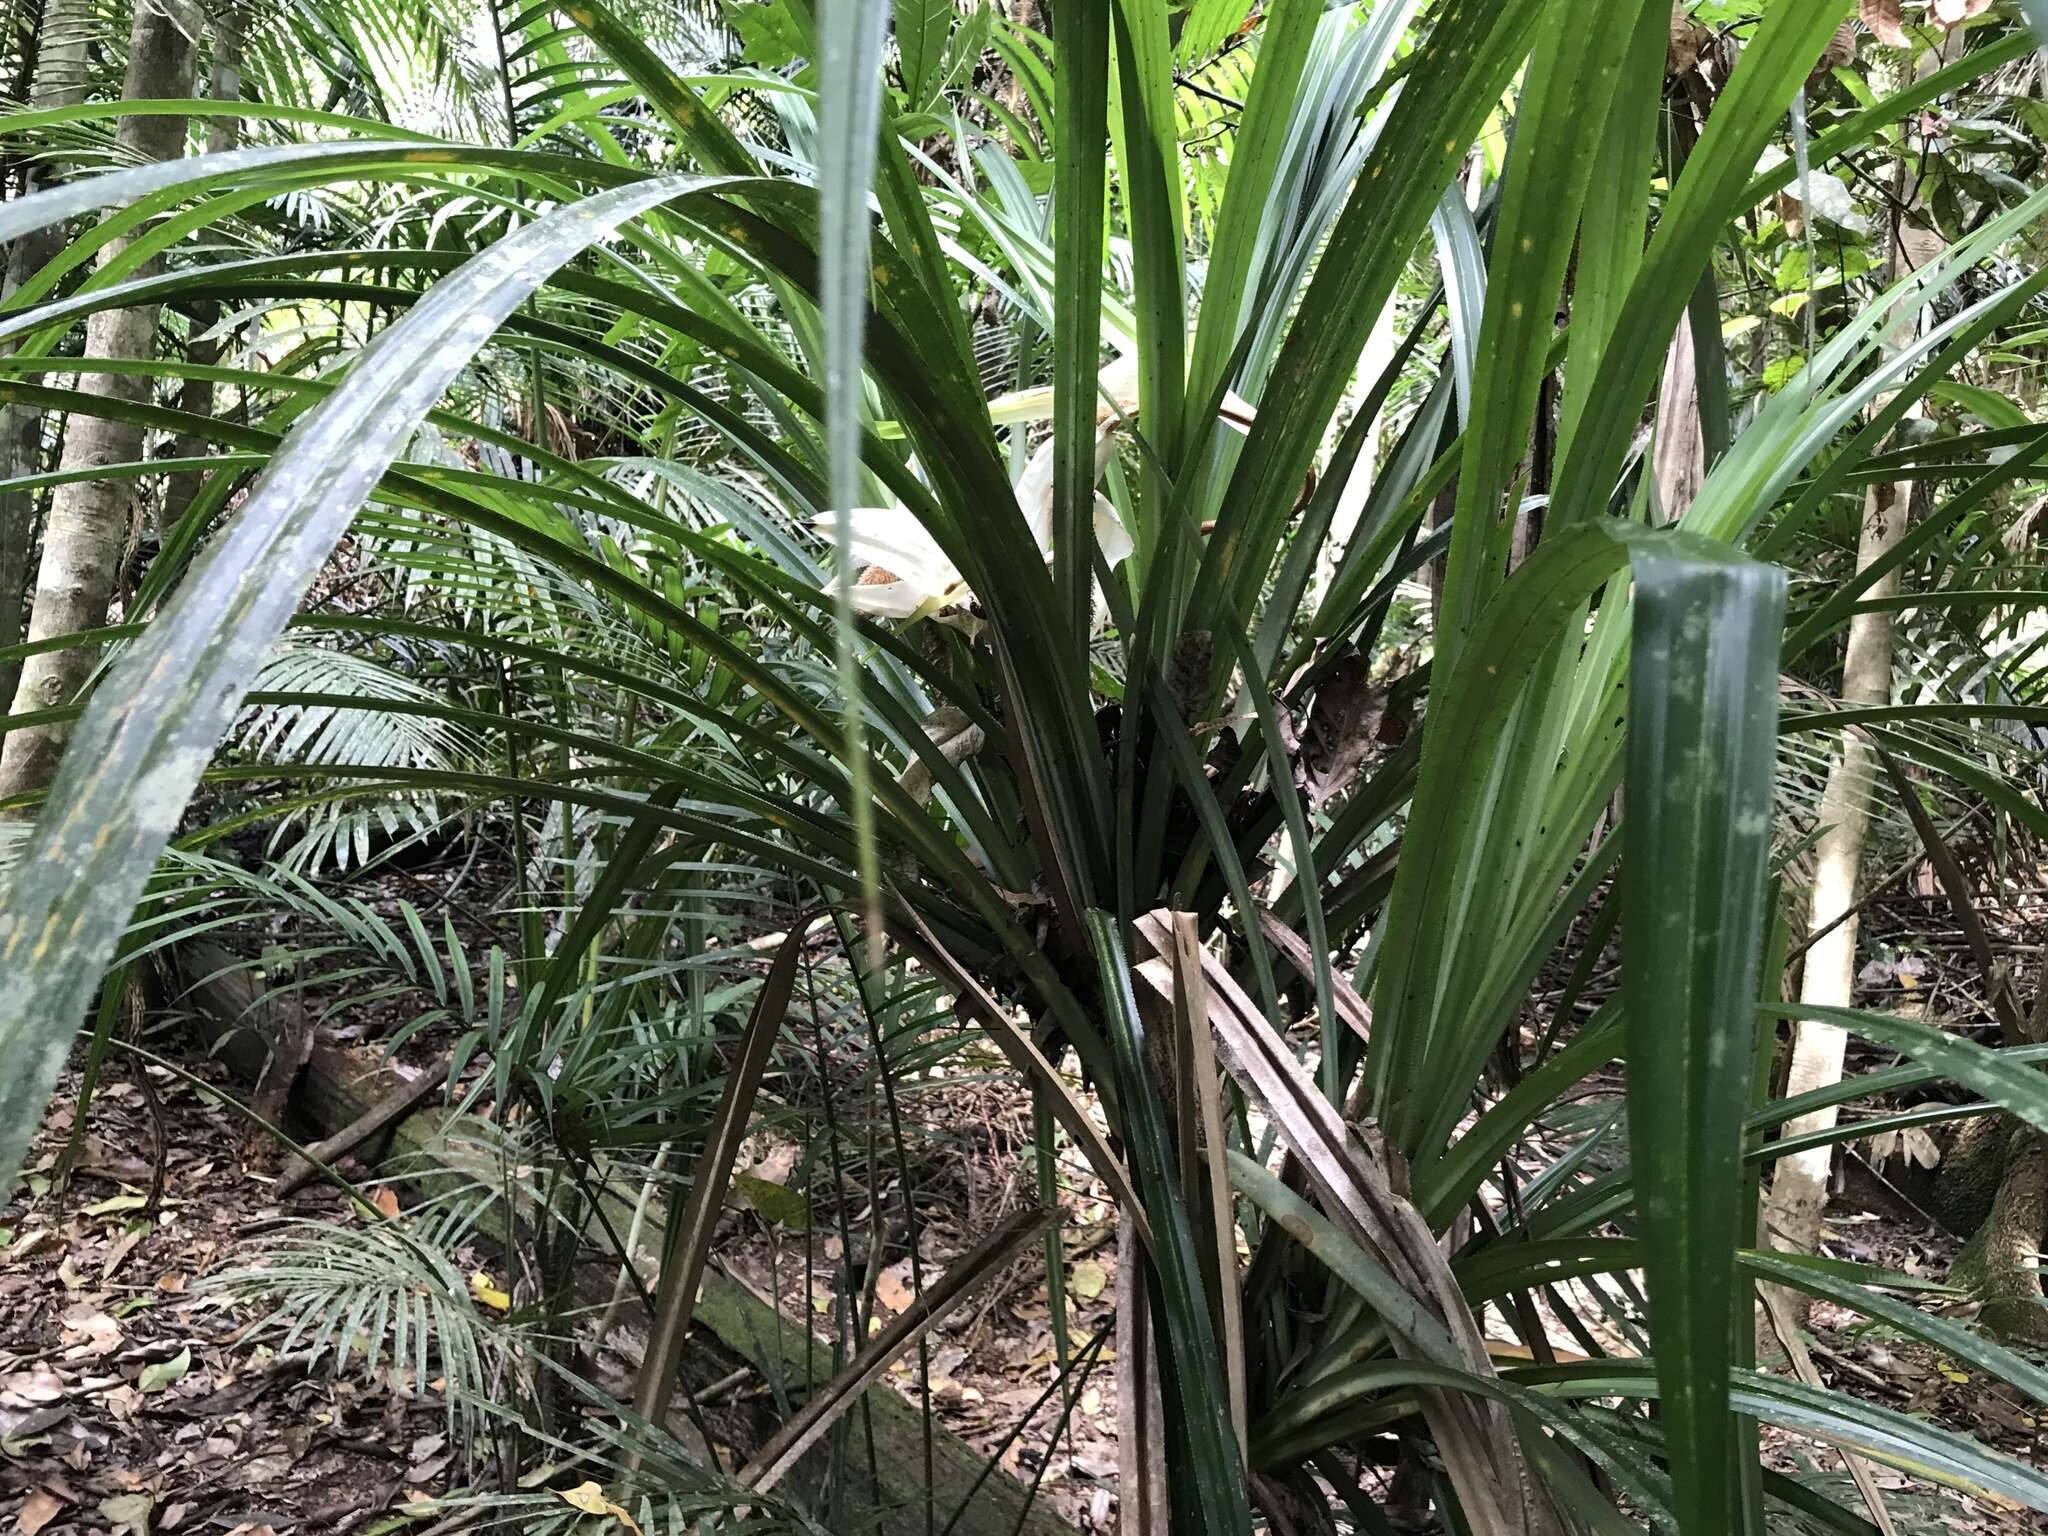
left=0, top=0, right=198, bottom=800
left=0, top=0, right=96, bottom=710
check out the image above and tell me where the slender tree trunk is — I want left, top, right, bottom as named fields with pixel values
left=1768, top=474, right=1909, bottom=1255
left=0, top=0, right=198, bottom=800
left=0, top=0, right=95, bottom=709
left=1766, top=41, right=1953, bottom=1261
left=157, top=0, right=245, bottom=545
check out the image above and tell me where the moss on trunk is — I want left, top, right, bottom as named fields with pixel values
left=1931, top=1112, right=2010, bottom=1238
left=1937, top=1118, right=2048, bottom=1346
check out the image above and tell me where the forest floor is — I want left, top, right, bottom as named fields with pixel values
left=2, top=876, right=2046, bottom=1533
left=0, top=1055, right=452, bottom=1536
left=5, top=1045, right=2043, bottom=1536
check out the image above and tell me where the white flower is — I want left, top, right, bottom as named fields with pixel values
left=988, top=348, right=1257, bottom=435
left=816, top=427, right=1130, bottom=621
left=817, top=346, right=1256, bottom=622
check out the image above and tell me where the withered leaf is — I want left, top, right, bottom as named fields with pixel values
left=1301, top=652, right=1387, bottom=808
left=16, top=1490, right=63, bottom=1535
left=1860, top=0, right=1909, bottom=46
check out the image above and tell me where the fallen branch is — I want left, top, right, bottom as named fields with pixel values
left=277, top=1051, right=455, bottom=1195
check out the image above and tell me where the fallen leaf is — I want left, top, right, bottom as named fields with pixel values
left=155, top=1272, right=187, bottom=1294
left=370, top=1187, right=401, bottom=1219
left=554, top=1481, right=642, bottom=1534
left=101, top=1226, right=146, bottom=1282
left=0, top=1367, right=67, bottom=1407
left=468, top=1271, right=511, bottom=1312
left=1068, top=1260, right=1108, bottom=1301
left=138, top=1349, right=191, bottom=1395
left=82, top=1194, right=149, bottom=1218
left=16, top=1490, right=63, bottom=1535
left=732, top=1173, right=810, bottom=1229
left=60, top=1307, right=122, bottom=1359
left=874, top=1261, right=916, bottom=1313
left=99, top=1493, right=152, bottom=1534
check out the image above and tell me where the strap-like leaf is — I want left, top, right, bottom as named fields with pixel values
left=1623, top=543, right=1786, bottom=1536
left=0, top=174, right=719, bottom=1193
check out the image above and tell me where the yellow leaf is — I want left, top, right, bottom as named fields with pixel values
left=554, top=1482, right=642, bottom=1534
left=1068, top=1259, right=1108, bottom=1301
left=1938, top=1363, right=1970, bottom=1384
left=469, top=1270, right=511, bottom=1312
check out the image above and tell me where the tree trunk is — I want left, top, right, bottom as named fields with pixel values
left=0, top=0, right=198, bottom=801
left=1765, top=38, right=1954, bottom=1264
left=0, top=0, right=96, bottom=710
left=1956, top=1128, right=2048, bottom=1344
left=156, top=0, right=246, bottom=548
left=1767, top=473, right=1909, bottom=1256
left=1928, top=951, right=2048, bottom=1342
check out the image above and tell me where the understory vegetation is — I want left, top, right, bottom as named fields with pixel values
left=7, top=0, right=2048, bottom=1532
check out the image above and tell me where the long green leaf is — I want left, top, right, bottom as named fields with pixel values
left=0, top=175, right=716, bottom=1193
left=1050, top=0, right=1110, bottom=645
left=818, top=0, right=894, bottom=953
left=1087, top=911, right=1250, bottom=1536
left=1624, top=543, right=1786, bottom=1536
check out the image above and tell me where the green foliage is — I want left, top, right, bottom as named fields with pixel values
left=5, top=0, right=2048, bottom=1529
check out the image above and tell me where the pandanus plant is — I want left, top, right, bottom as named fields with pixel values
left=8, top=0, right=2048, bottom=1530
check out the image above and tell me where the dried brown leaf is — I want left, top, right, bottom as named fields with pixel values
left=15, top=1491, right=63, bottom=1536
left=1861, top=0, right=1909, bottom=46
left=874, top=1260, right=916, bottom=1314
left=1067, top=1259, right=1108, bottom=1301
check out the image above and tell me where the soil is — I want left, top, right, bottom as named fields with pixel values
left=0, top=1057, right=452, bottom=1536
left=6, top=875, right=2048, bottom=1534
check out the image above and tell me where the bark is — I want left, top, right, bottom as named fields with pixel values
left=1933, top=1112, right=2011, bottom=1240
left=1950, top=1125, right=2048, bottom=1345
left=1767, top=473, right=1909, bottom=1257
left=1931, top=950, right=2048, bottom=1342
left=0, top=0, right=198, bottom=801
left=157, top=0, right=247, bottom=546
left=1765, top=38, right=1954, bottom=1265
left=0, top=0, right=95, bottom=709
